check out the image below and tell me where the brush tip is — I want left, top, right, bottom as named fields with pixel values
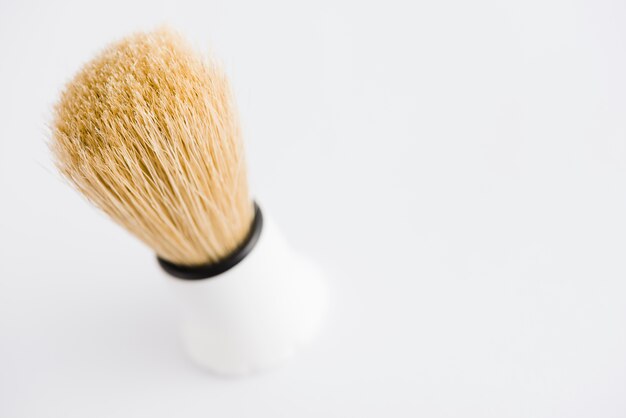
left=51, top=28, right=254, bottom=266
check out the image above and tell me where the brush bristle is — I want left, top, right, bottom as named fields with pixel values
left=51, top=28, right=254, bottom=266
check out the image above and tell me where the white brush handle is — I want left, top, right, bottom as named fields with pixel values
left=165, top=215, right=328, bottom=375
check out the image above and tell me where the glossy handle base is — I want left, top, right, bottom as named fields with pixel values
left=165, top=216, right=328, bottom=375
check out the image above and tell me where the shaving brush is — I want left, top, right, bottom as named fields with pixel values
left=51, top=28, right=328, bottom=375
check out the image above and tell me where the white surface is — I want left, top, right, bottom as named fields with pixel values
left=1, top=0, right=626, bottom=416
left=168, top=213, right=328, bottom=375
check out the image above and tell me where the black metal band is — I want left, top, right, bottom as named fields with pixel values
left=157, top=203, right=263, bottom=280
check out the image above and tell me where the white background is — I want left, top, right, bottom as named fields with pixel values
left=2, top=0, right=626, bottom=416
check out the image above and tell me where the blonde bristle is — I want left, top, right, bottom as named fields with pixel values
left=51, top=28, right=254, bottom=266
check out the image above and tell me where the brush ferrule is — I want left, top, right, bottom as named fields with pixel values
left=157, top=203, right=262, bottom=280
